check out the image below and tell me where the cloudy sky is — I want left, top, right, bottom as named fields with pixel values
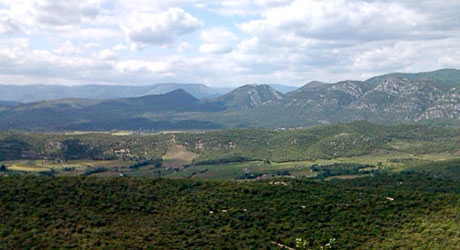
left=0, top=0, right=459, bottom=87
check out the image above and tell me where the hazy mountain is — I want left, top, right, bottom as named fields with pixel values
left=142, top=83, right=231, bottom=99
left=208, top=84, right=284, bottom=110
left=0, top=101, right=21, bottom=107
left=0, top=90, right=222, bottom=131
left=0, top=83, right=231, bottom=102
left=1, top=69, right=460, bottom=131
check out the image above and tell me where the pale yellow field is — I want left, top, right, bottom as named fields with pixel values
left=64, top=131, right=109, bottom=135
left=162, top=144, right=198, bottom=162
left=111, top=131, right=133, bottom=136
left=8, top=165, right=51, bottom=172
left=325, top=174, right=372, bottom=181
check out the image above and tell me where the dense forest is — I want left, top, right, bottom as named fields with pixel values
left=0, top=169, right=458, bottom=249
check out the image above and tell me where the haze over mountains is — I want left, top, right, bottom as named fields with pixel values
left=0, top=69, right=459, bottom=131
left=0, top=83, right=297, bottom=103
left=0, top=83, right=233, bottom=102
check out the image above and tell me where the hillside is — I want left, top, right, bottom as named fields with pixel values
left=0, top=173, right=458, bottom=249
left=2, top=121, right=460, bottom=165
left=176, top=121, right=460, bottom=163
left=208, top=84, right=284, bottom=110
left=232, top=69, right=460, bottom=128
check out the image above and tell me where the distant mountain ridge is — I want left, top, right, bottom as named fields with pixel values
left=0, top=90, right=225, bottom=131
left=0, top=83, right=232, bottom=102
left=1, top=69, right=460, bottom=131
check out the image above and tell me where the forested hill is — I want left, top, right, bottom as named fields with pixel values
left=2, top=121, right=460, bottom=163
left=1, top=69, right=460, bottom=131
left=1, top=172, right=458, bottom=249
left=0, top=90, right=225, bottom=131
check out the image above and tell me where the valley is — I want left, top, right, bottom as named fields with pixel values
left=1, top=121, right=460, bottom=180
left=1, top=105, right=459, bottom=250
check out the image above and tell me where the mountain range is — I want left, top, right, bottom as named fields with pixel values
left=0, top=83, right=232, bottom=102
left=0, top=83, right=298, bottom=103
left=0, top=69, right=459, bottom=131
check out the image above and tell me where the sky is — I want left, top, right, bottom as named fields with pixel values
left=0, top=0, right=459, bottom=87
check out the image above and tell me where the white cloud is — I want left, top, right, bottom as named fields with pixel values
left=115, top=60, right=170, bottom=74
left=203, top=0, right=295, bottom=16
left=239, top=0, right=428, bottom=42
left=199, top=43, right=232, bottom=54
left=200, top=27, right=237, bottom=43
left=60, top=28, right=123, bottom=41
left=0, top=10, right=21, bottom=34
left=3, top=0, right=101, bottom=28
left=0, top=0, right=460, bottom=87
left=97, top=49, right=118, bottom=60
left=226, top=0, right=460, bottom=83
left=83, top=42, right=100, bottom=49
left=53, top=40, right=80, bottom=55
left=113, top=43, right=128, bottom=51
left=199, top=27, right=237, bottom=54
left=33, top=0, right=99, bottom=26
left=121, top=8, right=202, bottom=49
left=177, top=42, right=193, bottom=53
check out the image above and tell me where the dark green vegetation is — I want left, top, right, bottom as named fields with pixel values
left=0, top=121, right=459, bottom=249
left=0, top=170, right=458, bottom=249
left=310, top=163, right=376, bottom=180
left=177, top=121, right=460, bottom=163
left=1, top=69, right=460, bottom=131
left=2, top=121, right=460, bottom=179
left=0, top=131, right=169, bottom=162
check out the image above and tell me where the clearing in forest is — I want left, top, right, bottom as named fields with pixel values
left=162, top=140, right=198, bottom=169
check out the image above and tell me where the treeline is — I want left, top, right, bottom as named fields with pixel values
left=191, top=156, right=256, bottom=165
left=128, top=159, right=163, bottom=169
left=312, top=163, right=377, bottom=179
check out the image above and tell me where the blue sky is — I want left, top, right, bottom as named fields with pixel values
left=0, top=0, right=459, bottom=87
